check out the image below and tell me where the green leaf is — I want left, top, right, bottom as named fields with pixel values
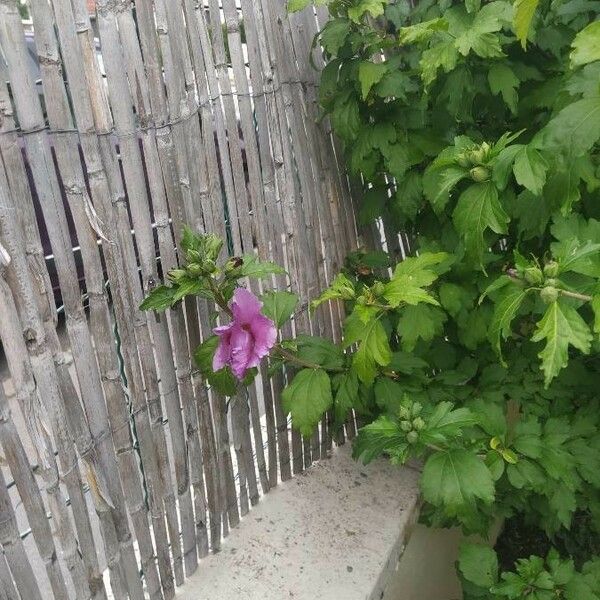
left=420, top=41, right=459, bottom=86
left=488, top=63, right=519, bottom=113
left=288, top=0, right=310, bottom=11
left=282, top=369, right=333, bottom=437
left=344, top=313, right=392, bottom=384
left=531, top=300, right=593, bottom=386
left=311, top=272, right=356, bottom=310
left=294, top=335, right=345, bottom=370
left=439, top=283, right=474, bottom=317
left=535, top=97, right=600, bottom=158
left=347, top=0, right=386, bottom=23
left=374, top=377, right=404, bottom=414
left=358, top=61, right=388, bottom=100
left=140, top=285, right=179, bottom=312
left=423, top=165, right=469, bottom=212
left=453, top=181, right=509, bottom=265
left=331, top=93, right=361, bottom=140
left=512, top=146, right=548, bottom=195
left=237, top=255, right=286, bottom=279
left=333, top=370, right=359, bottom=427
left=397, top=304, right=447, bottom=351
left=320, top=19, right=352, bottom=56
left=261, top=291, right=298, bottom=327
left=352, top=415, right=407, bottom=464
left=556, top=241, right=600, bottom=276
left=421, top=449, right=495, bottom=512
left=383, top=252, right=448, bottom=307
left=453, top=2, right=509, bottom=58
left=513, top=0, right=540, bottom=48
left=570, top=21, right=600, bottom=68
left=458, top=542, right=498, bottom=588
left=489, top=288, right=528, bottom=363
left=398, top=18, right=448, bottom=44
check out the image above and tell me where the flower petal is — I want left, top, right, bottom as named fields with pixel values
left=230, top=326, right=254, bottom=380
left=249, top=314, right=277, bottom=362
left=212, top=324, right=233, bottom=371
left=231, top=287, right=263, bottom=325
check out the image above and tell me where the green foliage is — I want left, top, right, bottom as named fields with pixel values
left=459, top=545, right=600, bottom=599
left=261, top=291, right=299, bottom=327
left=285, top=0, right=600, bottom=587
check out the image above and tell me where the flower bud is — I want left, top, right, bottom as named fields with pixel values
left=400, top=420, right=412, bottom=432
left=470, top=166, right=491, bottom=182
left=456, top=153, right=471, bottom=168
left=168, top=269, right=187, bottom=282
left=412, top=417, right=425, bottom=431
left=545, top=278, right=559, bottom=287
left=407, top=431, right=419, bottom=444
left=204, top=235, right=224, bottom=261
left=540, top=286, right=559, bottom=304
left=399, top=406, right=411, bottom=420
left=187, top=263, right=204, bottom=277
left=544, top=261, right=559, bottom=278
left=411, top=402, right=423, bottom=417
left=372, top=282, right=385, bottom=296
left=524, top=266, right=543, bottom=285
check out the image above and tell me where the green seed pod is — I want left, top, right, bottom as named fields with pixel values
left=540, top=286, right=559, bottom=304
left=372, top=281, right=385, bottom=296
left=204, top=259, right=217, bottom=274
left=456, top=153, right=471, bottom=168
left=412, top=417, right=425, bottom=431
left=407, top=431, right=419, bottom=444
left=470, top=166, right=491, bottom=182
left=400, top=420, right=413, bottom=432
left=187, top=263, right=204, bottom=277
left=544, top=260, right=559, bottom=278
left=524, top=266, right=543, bottom=285
left=205, top=235, right=224, bottom=261
left=168, top=268, right=187, bottom=282
left=411, top=402, right=423, bottom=417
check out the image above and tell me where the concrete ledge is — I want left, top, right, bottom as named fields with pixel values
left=176, top=445, right=421, bottom=600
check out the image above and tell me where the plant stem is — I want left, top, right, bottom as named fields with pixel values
left=273, top=345, right=345, bottom=373
left=559, top=289, right=593, bottom=302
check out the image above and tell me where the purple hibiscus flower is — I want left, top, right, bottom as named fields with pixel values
left=213, top=287, right=277, bottom=380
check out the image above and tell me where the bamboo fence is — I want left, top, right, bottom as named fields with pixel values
left=0, top=0, right=361, bottom=598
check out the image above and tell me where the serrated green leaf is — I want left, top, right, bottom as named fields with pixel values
left=535, top=96, right=600, bottom=158
left=458, top=542, right=498, bottom=588
left=140, top=285, right=179, bottom=312
left=453, top=182, right=510, bottom=265
left=421, top=449, right=495, bottom=511
left=352, top=415, right=407, bottom=464
left=513, top=0, right=540, bottom=48
left=347, top=0, right=386, bottom=23
left=570, top=21, right=600, bottom=68
left=333, top=370, right=359, bottom=427
left=488, top=63, right=519, bottom=113
left=383, top=252, right=448, bottom=307
left=398, top=18, right=448, bottom=44
left=423, top=165, right=469, bottom=212
left=453, top=2, right=509, bottom=58
left=489, top=288, right=528, bottom=363
left=531, top=300, right=593, bottom=386
left=261, top=291, right=298, bottom=327
left=344, top=313, right=392, bottom=384
left=311, top=272, right=356, bottom=310
left=358, top=61, right=388, bottom=99
left=420, top=40, right=459, bottom=86
left=592, top=295, right=600, bottom=333
left=331, top=92, right=361, bottom=140
left=512, top=146, right=549, bottom=195
left=237, top=255, right=286, bottom=279
left=287, top=0, right=310, bottom=12
left=320, top=18, right=352, bottom=56
left=294, top=335, right=345, bottom=370
left=397, top=304, right=447, bottom=351
left=439, top=282, right=474, bottom=317
left=282, top=368, right=333, bottom=437
left=374, top=377, right=404, bottom=414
